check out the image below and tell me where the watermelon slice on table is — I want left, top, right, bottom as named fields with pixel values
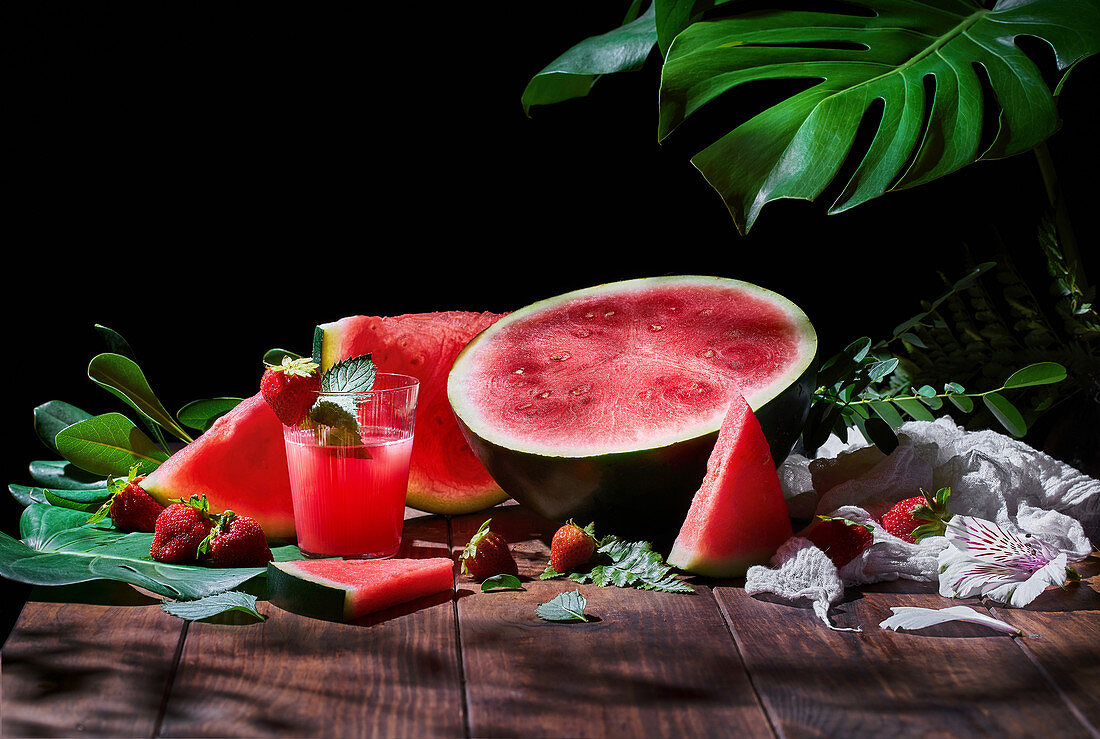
left=318, top=311, right=508, bottom=515
left=267, top=557, right=455, bottom=622
left=141, top=394, right=296, bottom=540
left=667, top=394, right=793, bottom=578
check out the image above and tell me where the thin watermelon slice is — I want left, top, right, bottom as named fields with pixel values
left=318, top=311, right=508, bottom=515
left=667, top=394, right=793, bottom=577
left=267, top=557, right=455, bottom=622
left=141, top=394, right=296, bottom=540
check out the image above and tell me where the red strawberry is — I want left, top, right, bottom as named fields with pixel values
left=151, top=495, right=214, bottom=564
left=460, top=518, right=519, bottom=580
left=260, top=356, right=322, bottom=426
left=549, top=521, right=596, bottom=574
left=88, top=467, right=162, bottom=532
left=805, top=517, right=874, bottom=569
left=881, top=487, right=953, bottom=543
left=199, top=510, right=273, bottom=567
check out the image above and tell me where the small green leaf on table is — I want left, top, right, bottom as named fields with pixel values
left=536, top=590, right=590, bottom=622
left=162, top=590, right=266, bottom=622
left=480, top=573, right=525, bottom=592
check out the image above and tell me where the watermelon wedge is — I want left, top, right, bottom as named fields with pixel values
left=141, top=394, right=296, bottom=540
left=267, top=557, right=455, bottom=622
left=667, top=394, right=793, bottom=577
left=318, top=312, right=508, bottom=515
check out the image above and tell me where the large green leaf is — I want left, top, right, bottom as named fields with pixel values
left=88, top=352, right=193, bottom=444
left=658, top=0, right=1100, bottom=232
left=54, top=412, right=169, bottom=477
left=0, top=504, right=300, bottom=601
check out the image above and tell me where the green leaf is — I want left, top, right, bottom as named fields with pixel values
left=94, top=324, right=137, bottom=361
left=658, top=0, right=1100, bottom=232
left=864, top=417, right=899, bottom=454
left=535, top=590, right=590, bottom=622
left=983, top=392, right=1027, bottom=437
left=263, top=348, right=301, bottom=366
left=28, top=460, right=107, bottom=490
left=892, top=398, right=936, bottom=422
left=87, top=353, right=193, bottom=444
left=1002, top=362, right=1067, bottom=389
left=1, top=504, right=301, bottom=600
left=480, top=573, right=525, bottom=592
left=522, top=4, right=657, bottom=114
left=947, top=394, right=975, bottom=413
left=161, top=590, right=266, bottom=622
left=54, top=413, right=169, bottom=477
left=177, top=398, right=243, bottom=432
left=43, top=487, right=112, bottom=513
left=33, top=401, right=93, bottom=454
left=572, top=535, right=693, bottom=593
left=9, top=484, right=48, bottom=507
left=868, top=400, right=905, bottom=429
left=320, top=354, right=376, bottom=394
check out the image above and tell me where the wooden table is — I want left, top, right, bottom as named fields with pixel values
left=3, top=504, right=1099, bottom=738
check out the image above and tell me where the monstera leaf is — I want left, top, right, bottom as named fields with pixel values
left=657, top=0, right=1100, bottom=232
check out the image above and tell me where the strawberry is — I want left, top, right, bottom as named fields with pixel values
left=87, top=466, right=162, bottom=532
left=151, top=495, right=214, bottom=564
left=549, top=520, right=596, bottom=574
left=260, top=355, right=322, bottom=426
left=881, top=487, right=953, bottom=543
left=199, top=510, right=273, bottom=567
left=805, top=516, right=874, bottom=569
left=459, top=518, right=518, bottom=580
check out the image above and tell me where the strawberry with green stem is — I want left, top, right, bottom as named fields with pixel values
left=199, top=510, right=273, bottom=567
left=881, top=487, right=954, bottom=543
left=151, top=494, right=214, bottom=564
left=261, top=356, right=322, bottom=426
left=87, top=465, right=163, bottom=532
left=805, top=516, right=874, bottom=569
left=549, top=520, right=596, bottom=575
left=460, top=519, right=518, bottom=581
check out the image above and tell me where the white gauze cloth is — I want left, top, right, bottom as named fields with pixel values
left=747, top=417, right=1099, bottom=630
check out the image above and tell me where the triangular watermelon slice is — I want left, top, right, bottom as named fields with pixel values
left=667, top=394, right=793, bottom=578
left=267, top=557, right=455, bottom=622
left=318, top=311, right=508, bottom=515
left=141, top=394, right=296, bottom=540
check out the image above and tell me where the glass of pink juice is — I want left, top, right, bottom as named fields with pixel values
left=282, top=373, right=418, bottom=558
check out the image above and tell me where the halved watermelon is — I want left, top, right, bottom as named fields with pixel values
left=667, top=394, right=793, bottom=577
left=141, top=394, right=296, bottom=540
left=447, top=275, right=816, bottom=542
left=318, top=312, right=508, bottom=515
left=267, top=557, right=455, bottom=622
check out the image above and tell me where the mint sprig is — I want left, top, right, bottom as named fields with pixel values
left=308, top=353, right=376, bottom=433
left=535, top=590, right=589, bottom=622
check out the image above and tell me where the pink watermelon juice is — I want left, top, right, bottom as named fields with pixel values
left=282, top=374, right=419, bottom=558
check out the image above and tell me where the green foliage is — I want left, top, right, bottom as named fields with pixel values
left=542, top=532, right=693, bottom=593
left=527, top=0, right=1100, bottom=232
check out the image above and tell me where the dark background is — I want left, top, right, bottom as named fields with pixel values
left=4, top=4, right=1097, bottom=632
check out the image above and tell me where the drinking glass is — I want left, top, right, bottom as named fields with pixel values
left=282, top=373, right=419, bottom=558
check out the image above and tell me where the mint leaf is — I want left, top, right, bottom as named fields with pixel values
left=162, top=590, right=266, bottom=622
left=481, top=573, right=525, bottom=592
left=535, top=590, right=589, bottom=622
left=309, top=398, right=361, bottom=432
left=321, top=354, right=375, bottom=394
left=571, top=535, right=693, bottom=593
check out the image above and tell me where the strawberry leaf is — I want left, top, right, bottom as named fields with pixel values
left=480, top=573, right=524, bottom=592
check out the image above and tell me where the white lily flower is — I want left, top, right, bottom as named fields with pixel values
left=937, top=515, right=1074, bottom=608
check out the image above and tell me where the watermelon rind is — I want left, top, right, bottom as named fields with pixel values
left=447, top=275, right=817, bottom=543
left=268, top=561, right=352, bottom=622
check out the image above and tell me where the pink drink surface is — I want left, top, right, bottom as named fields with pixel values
left=284, top=428, right=414, bottom=558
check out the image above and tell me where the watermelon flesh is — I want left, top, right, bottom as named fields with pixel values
left=141, top=394, right=296, bottom=540
left=667, top=394, right=793, bottom=577
left=318, top=312, right=508, bottom=515
left=267, top=557, right=455, bottom=622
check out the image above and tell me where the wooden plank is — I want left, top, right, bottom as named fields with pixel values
left=453, top=506, right=775, bottom=738
left=156, top=511, right=464, bottom=738
left=995, top=556, right=1100, bottom=734
left=715, top=577, right=1095, bottom=738
left=1, top=582, right=184, bottom=738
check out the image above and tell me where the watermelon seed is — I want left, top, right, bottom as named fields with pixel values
left=604, top=311, right=615, bottom=317
left=649, top=324, right=664, bottom=332
left=514, top=368, right=525, bottom=374
left=700, top=349, right=715, bottom=358
left=571, top=384, right=590, bottom=395
left=550, top=352, right=571, bottom=361
left=538, top=391, right=552, bottom=399
left=516, top=403, right=532, bottom=411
